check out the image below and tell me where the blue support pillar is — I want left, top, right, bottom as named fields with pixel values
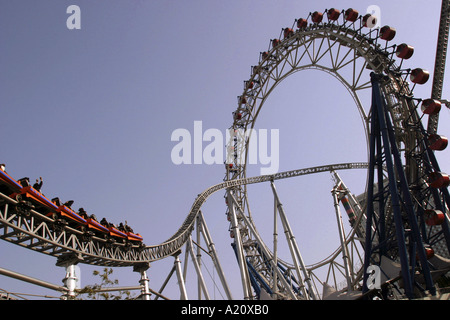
left=363, top=73, right=437, bottom=298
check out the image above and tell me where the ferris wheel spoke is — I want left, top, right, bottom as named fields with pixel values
left=334, top=46, right=358, bottom=72
left=294, top=37, right=314, bottom=68
left=352, top=60, right=369, bottom=90
left=311, top=35, right=328, bottom=64
left=285, top=47, right=302, bottom=71
left=353, top=80, right=372, bottom=92
left=324, top=34, right=340, bottom=70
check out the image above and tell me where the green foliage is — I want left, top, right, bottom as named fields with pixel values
left=77, top=268, right=136, bottom=300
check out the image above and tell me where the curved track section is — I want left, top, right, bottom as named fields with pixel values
left=0, top=163, right=367, bottom=267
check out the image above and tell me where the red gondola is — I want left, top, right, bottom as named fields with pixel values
left=428, top=172, right=450, bottom=188
left=327, top=8, right=341, bottom=21
left=344, top=8, right=359, bottom=22
left=312, top=11, right=323, bottom=24
left=424, top=209, right=445, bottom=226
left=380, top=26, right=396, bottom=41
left=395, top=44, right=414, bottom=59
left=421, top=99, right=442, bottom=115
left=283, top=28, right=294, bottom=39
left=272, top=39, right=281, bottom=48
left=428, top=134, right=448, bottom=151
left=425, top=247, right=435, bottom=259
left=297, top=18, right=308, bottom=29
left=410, top=68, right=430, bottom=84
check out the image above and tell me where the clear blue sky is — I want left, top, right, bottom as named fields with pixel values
left=0, top=0, right=449, bottom=299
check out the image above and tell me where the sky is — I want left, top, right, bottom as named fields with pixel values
left=0, top=0, right=449, bottom=300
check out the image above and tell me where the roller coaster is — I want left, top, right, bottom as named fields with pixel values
left=1, top=3, right=450, bottom=300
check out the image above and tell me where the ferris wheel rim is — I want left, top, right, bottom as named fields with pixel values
left=227, top=24, right=395, bottom=178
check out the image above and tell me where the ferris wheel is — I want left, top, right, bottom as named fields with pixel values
left=224, top=6, right=450, bottom=300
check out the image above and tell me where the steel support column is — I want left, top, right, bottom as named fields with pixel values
left=197, top=211, right=233, bottom=299
left=226, top=189, right=252, bottom=299
left=173, top=251, right=188, bottom=300
left=228, top=191, right=298, bottom=300
left=187, top=235, right=210, bottom=300
left=331, top=188, right=353, bottom=290
left=270, top=181, right=317, bottom=300
left=363, top=73, right=436, bottom=298
left=56, top=253, right=82, bottom=300
left=133, top=262, right=151, bottom=300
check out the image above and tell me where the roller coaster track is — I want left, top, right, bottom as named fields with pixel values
left=0, top=162, right=367, bottom=267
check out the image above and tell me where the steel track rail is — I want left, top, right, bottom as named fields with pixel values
left=0, top=162, right=367, bottom=266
